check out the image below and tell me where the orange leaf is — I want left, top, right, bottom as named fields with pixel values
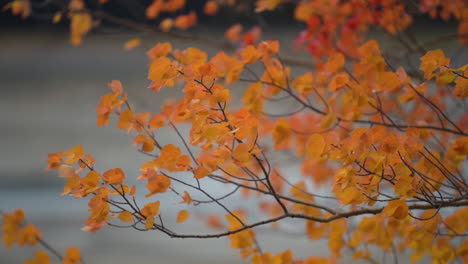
left=176, top=209, right=190, bottom=223
left=24, top=250, right=50, bottom=264
left=206, top=215, right=224, bottom=229
left=292, top=72, right=314, bottom=93
left=241, top=45, right=261, bottom=64
left=117, top=109, right=134, bottom=131
left=147, top=42, right=172, bottom=59
left=272, top=119, right=291, bottom=150
left=419, top=49, right=450, bottom=79
left=380, top=133, right=399, bottom=153
left=324, top=52, right=345, bottom=74
left=258, top=40, right=279, bottom=58
left=174, top=12, right=197, bottom=30
left=179, top=191, right=192, bottom=204
left=225, top=24, right=243, bottom=43
left=102, top=168, right=125, bottom=185
left=141, top=201, right=161, bottom=219
left=145, top=173, right=171, bottom=197
left=58, top=164, right=76, bottom=178
left=159, top=18, right=173, bottom=32
left=454, top=69, right=468, bottom=98
left=17, top=224, right=41, bottom=246
left=328, top=72, right=349, bottom=92
left=255, top=0, right=281, bottom=12
left=305, top=134, right=326, bottom=160
left=204, top=0, right=219, bottom=16
left=383, top=199, right=408, bottom=220
left=123, top=38, right=141, bottom=51
left=146, top=0, right=162, bottom=19
left=232, top=143, right=252, bottom=166
left=118, top=211, right=134, bottom=223
left=320, top=112, right=337, bottom=129
left=62, top=145, right=84, bottom=164
left=63, top=246, right=81, bottom=264
left=107, top=80, right=123, bottom=94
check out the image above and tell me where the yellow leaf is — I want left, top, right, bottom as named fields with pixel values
left=328, top=72, right=349, bottom=92
left=383, top=199, right=408, bottom=220
left=454, top=69, right=468, bottom=98
left=305, top=134, right=326, bottom=160
left=419, top=49, right=450, bottom=79
left=17, top=224, right=41, bottom=246
left=63, top=246, right=81, bottom=264
left=272, top=119, right=291, bottom=149
left=324, top=52, right=345, bottom=74
left=159, top=18, right=173, bottom=32
left=255, top=0, right=281, bottom=12
left=118, top=211, right=133, bottom=223
left=435, top=70, right=455, bottom=86
left=292, top=72, right=314, bottom=93
left=52, top=12, right=62, bottom=24
left=145, top=216, right=155, bottom=230
left=179, top=191, right=192, bottom=204
left=58, top=164, right=76, bottom=178
left=24, top=250, right=50, bottom=264
left=176, top=209, right=190, bottom=223
left=320, top=112, right=337, bottom=129
left=123, top=38, right=141, bottom=51
left=102, top=168, right=126, bottom=185
left=62, top=145, right=84, bottom=164
left=204, top=0, right=219, bottom=16
left=241, top=45, right=261, bottom=64
left=232, top=143, right=252, bottom=166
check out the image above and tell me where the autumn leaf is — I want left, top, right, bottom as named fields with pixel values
left=292, top=72, right=314, bottom=93
left=3, top=0, right=30, bottom=19
left=17, top=224, right=41, bottom=246
left=141, top=201, right=161, bottom=229
left=118, top=211, right=134, bottom=223
left=24, top=250, right=50, bottom=264
left=419, top=49, right=450, bottom=79
left=320, top=112, right=337, bottom=130
left=204, top=0, right=219, bottom=16
left=155, top=144, right=191, bottom=172
left=62, top=145, right=84, bottom=164
left=258, top=40, right=279, bottom=58
left=179, top=191, right=192, bottom=204
left=63, top=247, right=81, bottom=264
left=232, top=143, right=254, bottom=166
left=123, top=38, right=141, bottom=51
left=58, top=164, right=76, bottom=178
left=454, top=69, right=468, bottom=98
left=69, top=0, right=92, bottom=45
left=328, top=72, right=349, bottom=92
left=145, top=173, right=171, bottom=197
left=305, top=134, right=326, bottom=160
left=225, top=24, right=243, bottom=43
left=176, top=210, right=190, bottom=223
left=272, top=119, right=291, bottom=150
left=146, top=0, right=162, bottom=19
left=324, top=52, right=345, bottom=74
left=102, top=168, right=126, bottom=185
left=383, top=199, right=408, bottom=220
left=255, top=0, right=281, bottom=12
left=174, top=12, right=197, bottom=30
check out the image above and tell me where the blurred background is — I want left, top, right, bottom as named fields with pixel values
left=0, top=1, right=465, bottom=263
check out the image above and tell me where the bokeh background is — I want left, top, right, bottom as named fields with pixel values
left=1, top=2, right=465, bottom=263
